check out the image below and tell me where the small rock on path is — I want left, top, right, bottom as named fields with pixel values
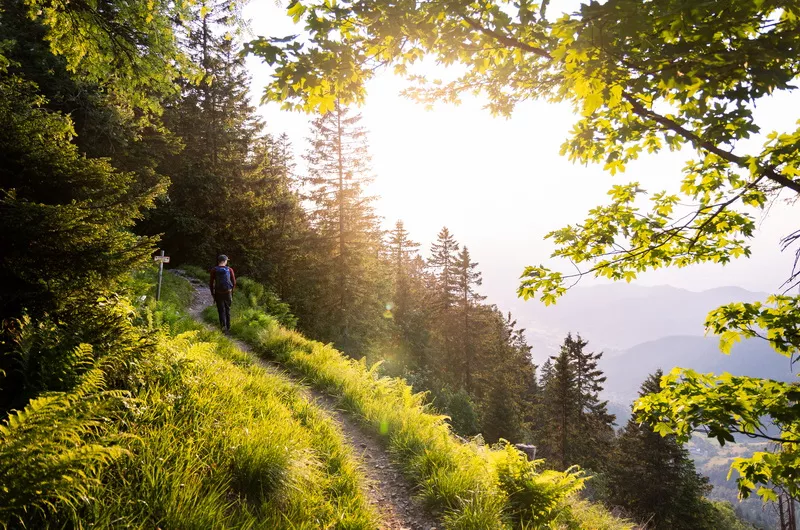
left=172, top=270, right=439, bottom=530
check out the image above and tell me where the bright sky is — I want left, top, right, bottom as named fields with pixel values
left=242, top=2, right=797, bottom=311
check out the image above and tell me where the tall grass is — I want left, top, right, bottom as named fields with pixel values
left=79, top=328, right=376, bottom=529
left=1, top=267, right=376, bottom=529
left=196, top=272, right=633, bottom=530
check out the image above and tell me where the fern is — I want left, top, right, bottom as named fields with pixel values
left=0, top=347, right=129, bottom=527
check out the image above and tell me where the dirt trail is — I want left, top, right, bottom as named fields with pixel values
left=174, top=271, right=438, bottom=530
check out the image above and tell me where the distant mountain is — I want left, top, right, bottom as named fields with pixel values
left=520, top=284, right=768, bottom=356
left=600, top=335, right=796, bottom=404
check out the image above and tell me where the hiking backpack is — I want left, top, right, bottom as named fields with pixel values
left=213, top=266, right=233, bottom=292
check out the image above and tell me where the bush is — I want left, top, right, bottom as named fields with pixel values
left=493, top=444, right=584, bottom=526
left=3, top=294, right=154, bottom=409
left=0, top=359, right=128, bottom=526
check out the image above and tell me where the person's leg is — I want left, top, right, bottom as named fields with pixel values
left=223, top=292, right=232, bottom=330
left=215, top=293, right=226, bottom=330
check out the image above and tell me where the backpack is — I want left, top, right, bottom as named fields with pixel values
left=213, top=266, right=233, bottom=292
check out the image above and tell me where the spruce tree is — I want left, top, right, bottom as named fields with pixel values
left=477, top=310, right=536, bottom=443
left=0, top=77, right=161, bottom=410
left=234, top=132, right=309, bottom=301
left=569, top=334, right=616, bottom=470
left=607, top=370, right=715, bottom=529
left=427, top=227, right=460, bottom=312
left=538, top=333, right=614, bottom=470
left=539, top=358, right=554, bottom=386
left=388, top=220, right=420, bottom=322
left=454, top=246, right=485, bottom=391
left=426, top=227, right=461, bottom=383
left=303, top=103, right=385, bottom=355
left=542, top=341, right=577, bottom=469
left=142, top=0, right=260, bottom=265
left=385, top=221, right=429, bottom=368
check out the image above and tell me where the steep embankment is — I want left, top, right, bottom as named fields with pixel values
left=184, top=269, right=633, bottom=530
left=0, top=270, right=382, bottom=528
left=179, top=270, right=437, bottom=530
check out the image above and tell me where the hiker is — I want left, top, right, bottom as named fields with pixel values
left=210, top=254, right=236, bottom=333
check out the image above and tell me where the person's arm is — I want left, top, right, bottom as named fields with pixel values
left=229, top=267, right=236, bottom=291
left=209, top=269, right=215, bottom=294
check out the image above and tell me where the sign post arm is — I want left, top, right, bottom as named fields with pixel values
left=156, top=250, right=165, bottom=301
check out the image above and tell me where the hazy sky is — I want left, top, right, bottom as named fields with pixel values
left=242, top=2, right=797, bottom=311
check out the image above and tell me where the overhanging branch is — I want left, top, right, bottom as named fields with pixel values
left=623, top=93, right=800, bottom=195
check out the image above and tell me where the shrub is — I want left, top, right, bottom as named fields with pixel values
left=0, top=359, right=128, bottom=526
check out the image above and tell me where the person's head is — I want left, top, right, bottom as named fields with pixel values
left=217, top=254, right=229, bottom=266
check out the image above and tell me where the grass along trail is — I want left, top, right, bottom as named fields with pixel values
left=175, top=270, right=438, bottom=530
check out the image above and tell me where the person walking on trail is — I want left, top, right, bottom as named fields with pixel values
left=210, top=255, right=236, bottom=333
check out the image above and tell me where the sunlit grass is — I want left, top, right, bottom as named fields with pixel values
left=193, top=271, right=633, bottom=530
left=0, top=269, right=376, bottom=529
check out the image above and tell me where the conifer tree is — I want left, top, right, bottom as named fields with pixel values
left=477, top=310, right=536, bottom=443
left=303, top=103, right=385, bottom=355
left=607, top=370, right=715, bottom=529
left=538, top=333, right=614, bottom=470
left=569, top=334, right=616, bottom=470
left=234, top=132, right=309, bottom=300
left=426, top=227, right=461, bottom=382
left=142, top=0, right=260, bottom=265
left=454, top=246, right=485, bottom=391
left=427, top=227, right=460, bottom=312
left=542, top=340, right=577, bottom=469
left=539, top=358, right=554, bottom=386
left=388, top=220, right=420, bottom=322
left=0, top=77, right=161, bottom=410
left=397, top=254, right=434, bottom=369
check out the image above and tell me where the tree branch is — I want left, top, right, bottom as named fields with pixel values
left=622, top=93, right=800, bottom=195
left=730, top=427, right=800, bottom=445
left=458, top=14, right=552, bottom=60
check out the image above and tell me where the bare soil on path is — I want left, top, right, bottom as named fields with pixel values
left=174, top=270, right=438, bottom=530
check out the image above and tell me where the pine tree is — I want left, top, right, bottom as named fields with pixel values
left=538, top=333, right=614, bottom=470
left=542, top=341, right=577, bottom=469
left=303, top=103, right=385, bottom=355
left=427, top=227, right=460, bottom=312
left=142, top=0, right=260, bottom=265
left=388, top=220, right=420, bottom=322
left=454, top=246, right=485, bottom=391
left=568, top=334, right=616, bottom=470
left=607, top=370, right=715, bottom=529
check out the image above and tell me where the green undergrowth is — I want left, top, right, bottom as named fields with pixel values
left=195, top=271, right=632, bottom=530
left=1, top=268, right=375, bottom=529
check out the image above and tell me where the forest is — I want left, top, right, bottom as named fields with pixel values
left=1, top=0, right=798, bottom=528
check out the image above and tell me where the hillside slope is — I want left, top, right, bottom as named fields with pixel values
left=0, top=272, right=378, bottom=528
left=178, top=270, right=436, bottom=529
left=185, top=268, right=633, bottom=530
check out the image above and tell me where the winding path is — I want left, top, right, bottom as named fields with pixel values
left=175, top=271, right=438, bottom=530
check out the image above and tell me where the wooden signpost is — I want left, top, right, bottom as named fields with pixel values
left=154, top=250, right=170, bottom=301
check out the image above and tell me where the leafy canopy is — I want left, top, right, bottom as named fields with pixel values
left=1, top=0, right=197, bottom=118
left=249, top=0, right=800, bottom=500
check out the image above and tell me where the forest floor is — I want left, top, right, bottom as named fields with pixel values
left=177, top=271, right=438, bottom=530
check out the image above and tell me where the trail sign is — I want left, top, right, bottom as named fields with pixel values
left=155, top=250, right=168, bottom=301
